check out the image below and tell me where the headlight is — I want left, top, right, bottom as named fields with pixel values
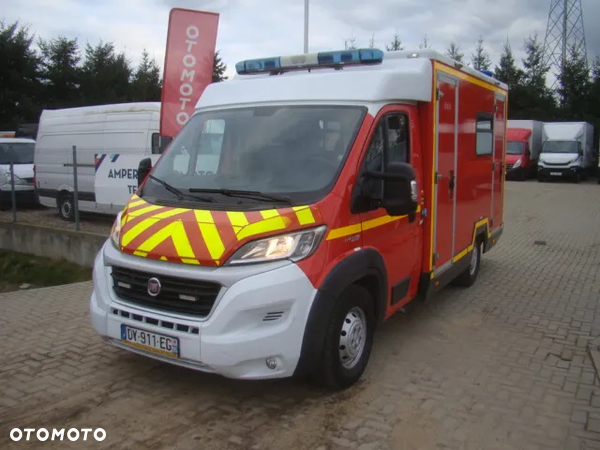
left=227, top=225, right=327, bottom=265
left=513, top=159, right=522, bottom=168
left=110, top=211, right=123, bottom=249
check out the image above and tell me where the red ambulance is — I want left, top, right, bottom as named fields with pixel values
left=90, top=48, right=507, bottom=390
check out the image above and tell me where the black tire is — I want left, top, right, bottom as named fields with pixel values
left=453, top=240, right=482, bottom=287
left=311, top=284, right=375, bottom=390
left=58, top=193, right=75, bottom=221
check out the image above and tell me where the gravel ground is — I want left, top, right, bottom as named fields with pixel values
left=0, top=204, right=113, bottom=235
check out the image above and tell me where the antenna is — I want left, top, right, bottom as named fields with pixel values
left=543, top=0, right=588, bottom=87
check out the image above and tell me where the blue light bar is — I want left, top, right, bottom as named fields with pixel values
left=235, top=48, right=384, bottom=75
left=480, top=70, right=494, bottom=78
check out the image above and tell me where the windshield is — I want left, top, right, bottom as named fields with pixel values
left=506, top=141, right=525, bottom=155
left=141, top=105, right=366, bottom=207
left=542, top=140, right=579, bottom=154
left=0, top=143, right=35, bottom=164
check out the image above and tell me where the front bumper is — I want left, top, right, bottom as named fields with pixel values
left=505, top=165, right=525, bottom=180
left=538, top=166, right=583, bottom=179
left=90, top=241, right=318, bottom=380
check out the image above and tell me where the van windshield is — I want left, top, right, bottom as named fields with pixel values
left=141, top=105, right=366, bottom=207
left=0, top=143, right=35, bottom=164
left=506, top=141, right=524, bottom=155
left=542, top=140, right=579, bottom=154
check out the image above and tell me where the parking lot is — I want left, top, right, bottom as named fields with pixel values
left=1, top=179, right=600, bottom=450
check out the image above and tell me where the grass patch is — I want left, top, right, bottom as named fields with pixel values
left=0, top=250, right=92, bottom=293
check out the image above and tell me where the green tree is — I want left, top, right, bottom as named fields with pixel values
left=0, top=20, right=42, bottom=129
left=556, top=44, right=591, bottom=120
left=80, top=41, right=132, bottom=105
left=386, top=33, right=403, bottom=51
left=130, top=49, right=161, bottom=100
left=344, top=36, right=357, bottom=50
left=212, top=50, right=228, bottom=83
left=419, top=35, right=431, bottom=49
left=494, top=39, right=524, bottom=87
left=38, top=36, right=82, bottom=108
left=471, top=36, right=491, bottom=71
left=446, top=41, right=464, bottom=63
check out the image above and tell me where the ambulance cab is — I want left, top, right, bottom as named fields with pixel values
left=90, top=48, right=507, bottom=389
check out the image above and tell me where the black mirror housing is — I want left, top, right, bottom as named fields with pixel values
left=367, top=162, right=418, bottom=217
left=137, top=157, right=152, bottom=188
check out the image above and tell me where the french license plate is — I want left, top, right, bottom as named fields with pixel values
left=120, top=324, right=179, bottom=358
left=550, top=172, right=562, bottom=176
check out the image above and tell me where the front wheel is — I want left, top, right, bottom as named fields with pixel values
left=453, top=240, right=482, bottom=287
left=58, top=194, right=75, bottom=221
left=312, top=284, right=375, bottom=390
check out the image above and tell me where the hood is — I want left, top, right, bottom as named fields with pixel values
left=118, top=195, right=323, bottom=266
left=539, top=153, right=579, bottom=165
left=0, top=163, right=34, bottom=180
left=505, top=154, right=521, bottom=164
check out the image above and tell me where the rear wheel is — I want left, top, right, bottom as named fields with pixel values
left=58, top=193, right=75, bottom=221
left=312, top=284, right=375, bottom=390
left=453, top=240, right=482, bottom=287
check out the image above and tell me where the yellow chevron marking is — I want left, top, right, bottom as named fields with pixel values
left=293, top=206, right=315, bottom=225
left=136, top=220, right=196, bottom=260
left=326, top=223, right=361, bottom=240
left=194, top=210, right=225, bottom=260
left=121, top=208, right=188, bottom=247
left=227, top=211, right=249, bottom=235
left=127, top=204, right=164, bottom=218
left=236, top=215, right=288, bottom=241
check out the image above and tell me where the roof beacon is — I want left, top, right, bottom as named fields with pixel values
left=235, top=48, right=384, bottom=75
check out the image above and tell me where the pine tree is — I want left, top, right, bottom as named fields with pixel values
left=38, top=36, right=82, bottom=108
left=446, top=41, right=464, bottom=63
left=494, top=39, right=523, bottom=87
left=0, top=20, right=42, bottom=129
left=386, top=33, right=403, bottom=51
left=471, top=36, right=491, bottom=71
left=419, top=35, right=431, bottom=49
left=212, top=50, right=227, bottom=83
left=556, top=43, right=591, bottom=120
left=130, top=49, right=161, bottom=100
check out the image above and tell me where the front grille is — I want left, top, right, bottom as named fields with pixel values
left=110, top=266, right=221, bottom=317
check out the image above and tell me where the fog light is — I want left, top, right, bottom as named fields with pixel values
left=265, top=357, right=277, bottom=370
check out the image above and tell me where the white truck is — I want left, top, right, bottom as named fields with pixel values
left=537, top=122, right=594, bottom=182
left=34, top=102, right=167, bottom=220
left=0, top=137, right=37, bottom=207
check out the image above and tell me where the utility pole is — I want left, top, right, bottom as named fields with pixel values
left=304, top=0, right=309, bottom=53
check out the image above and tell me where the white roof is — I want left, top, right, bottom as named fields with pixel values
left=40, top=102, right=161, bottom=119
left=196, top=49, right=508, bottom=111
left=0, top=138, right=36, bottom=144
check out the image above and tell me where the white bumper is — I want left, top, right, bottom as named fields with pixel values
left=90, top=241, right=317, bottom=380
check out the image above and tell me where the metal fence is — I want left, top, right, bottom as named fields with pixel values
left=1, top=145, right=154, bottom=233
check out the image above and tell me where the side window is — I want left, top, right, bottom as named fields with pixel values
left=360, top=112, right=410, bottom=201
left=476, top=113, right=493, bottom=156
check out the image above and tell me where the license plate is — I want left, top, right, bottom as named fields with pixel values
left=120, top=324, right=179, bottom=358
left=550, top=172, right=561, bottom=176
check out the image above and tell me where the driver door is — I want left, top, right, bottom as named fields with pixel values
left=358, top=107, right=423, bottom=313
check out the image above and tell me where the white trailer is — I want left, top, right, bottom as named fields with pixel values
left=538, top=122, right=594, bottom=182
left=34, top=102, right=165, bottom=220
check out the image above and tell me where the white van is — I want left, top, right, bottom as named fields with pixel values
left=0, top=138, right=36, bottom=207
left=34, top=102, right=165, bottom=220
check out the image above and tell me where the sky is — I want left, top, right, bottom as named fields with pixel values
left=3, top=0, right=599, bottom=81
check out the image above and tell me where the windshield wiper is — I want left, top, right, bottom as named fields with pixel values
left=188, top=188, right=293, bottom=205
left=148, top=175, right=214, bottom=203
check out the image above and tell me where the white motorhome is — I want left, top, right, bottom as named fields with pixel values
left=538, top=122, right=594, bottom=182
left=0, top=138, right=36, bottom=207
left=34, top=102, right=165, bottom=220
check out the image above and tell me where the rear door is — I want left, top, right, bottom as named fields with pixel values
left=491, top=94, right=506, bottom=230
left=432, top=74, right=458, bottom=274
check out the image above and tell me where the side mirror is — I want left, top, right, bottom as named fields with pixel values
left=137, top=157, right=152, bottom=188
left=367, top=162, right=418, bottom=217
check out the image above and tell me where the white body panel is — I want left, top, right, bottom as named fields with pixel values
left=539, top=122, right=595, bottom=169
left=0, top=138, right=36, bottom=194
left=34, top=102, right=160, bottom=215
left=507, top=120, right=545, bottom=160
left=196, top=49, right=507, bottom=112
left=90, top=240, right=317, bottom=379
